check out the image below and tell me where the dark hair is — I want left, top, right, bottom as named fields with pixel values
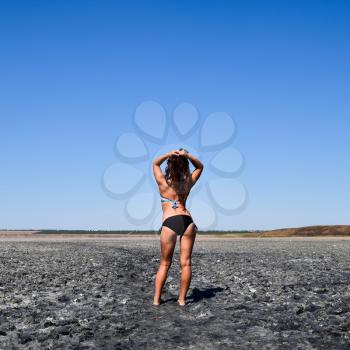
left=164, top=155, right=191, bottom=204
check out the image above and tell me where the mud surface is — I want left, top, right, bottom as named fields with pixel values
left=1, top=238, right=350, bottom=349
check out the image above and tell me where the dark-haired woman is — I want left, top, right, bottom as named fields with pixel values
left=152, top=149, right=204, bottom=306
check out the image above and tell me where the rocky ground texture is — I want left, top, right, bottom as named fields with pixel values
left=1, top=238, right=350, bottom=349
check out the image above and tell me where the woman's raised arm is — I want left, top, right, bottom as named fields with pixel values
left=152, top=150, right=179, bottom=186
left=186, top=153, right=204, bottom=185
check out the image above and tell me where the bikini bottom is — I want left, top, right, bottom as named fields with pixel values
left=159, top=215, right=198, bottom=237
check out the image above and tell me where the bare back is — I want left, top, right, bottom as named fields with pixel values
left=158, top=177, right=193, bottom=221
left=153, top=150, right=204, bottom=222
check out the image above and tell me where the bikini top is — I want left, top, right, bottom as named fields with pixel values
left=160, top=195, right=179, bottom=209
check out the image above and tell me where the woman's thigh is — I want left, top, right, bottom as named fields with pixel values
left=179, top=223, right=197, bottom=263
left=159, top=226, right=177, bottom=262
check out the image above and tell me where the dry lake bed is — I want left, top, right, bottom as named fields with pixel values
left=1, top=236, right=350, bottom=349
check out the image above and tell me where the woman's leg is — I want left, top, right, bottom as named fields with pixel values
left=178, top=223, right=197, bottom=305
left=153, top=226, right=177, bottom=305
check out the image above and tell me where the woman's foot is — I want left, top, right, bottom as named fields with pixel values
left=177, top=299, right=186, bottom=306
left=153, top=298, right=163, bottom=306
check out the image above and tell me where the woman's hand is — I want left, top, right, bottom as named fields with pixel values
left=159, top=149, right=189, bottom=160
left=177, top=149, right=189, bottom=158
left=169, top=150, right=180, bottom=157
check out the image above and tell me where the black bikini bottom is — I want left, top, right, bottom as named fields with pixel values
left=159, top=215, right=198, bottom=236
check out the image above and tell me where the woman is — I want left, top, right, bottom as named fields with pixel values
left=152, top=148, right=204, bottom=306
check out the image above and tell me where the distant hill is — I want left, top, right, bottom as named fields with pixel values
left=254, top=225, right=350, bottom=237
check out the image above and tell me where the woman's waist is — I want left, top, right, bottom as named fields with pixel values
left=161, top=207, right=192, bottom=220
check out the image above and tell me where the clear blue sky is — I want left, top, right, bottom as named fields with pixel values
left=1, top=0, right=349, bottom=230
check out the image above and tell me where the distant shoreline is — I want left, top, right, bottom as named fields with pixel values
left=1, top=225, right=350, bottom=239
